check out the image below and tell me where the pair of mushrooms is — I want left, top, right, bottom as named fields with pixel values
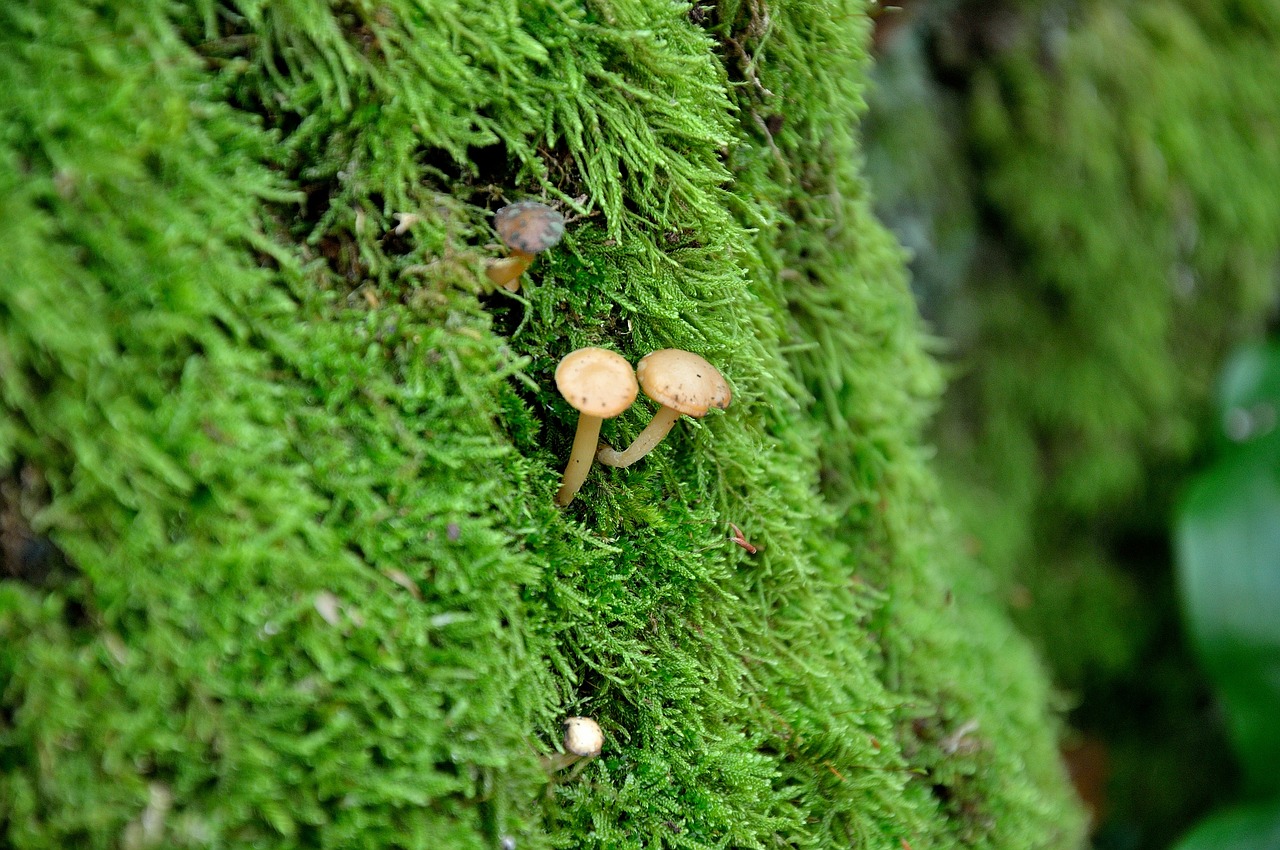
left=554, top=347, right=732, bottom=506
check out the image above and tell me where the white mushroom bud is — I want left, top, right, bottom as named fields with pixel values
left=563, top=716, right=604, bottom=757
left=539, top=716, right=605, bottom=773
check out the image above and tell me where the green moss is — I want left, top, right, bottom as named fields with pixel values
left=0, top=0, right=1083, bottom=848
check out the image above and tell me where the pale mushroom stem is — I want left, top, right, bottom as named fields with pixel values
left=555, top=414, right=604, bottom=506
left=539, top=751, right=586, bottom=772
left=595, top=406, right=682, bottom=469
left=486, top=249, right=534, bottom=291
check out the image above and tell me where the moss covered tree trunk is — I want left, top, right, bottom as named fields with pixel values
left=0, top=1, right=1084, bottom=847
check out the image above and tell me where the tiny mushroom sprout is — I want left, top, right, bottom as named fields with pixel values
left=554, top=347, right=639, bottom=506
left=485, top=201, right=565, bottom=292
left=596, top=348, right=731, bottom=468
left=564, top=716, right=604, bottom=758
left=541, top=716, right=604, bottom=772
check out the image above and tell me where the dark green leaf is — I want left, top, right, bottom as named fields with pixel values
left=1176, top=345, right=1280, bottom=795
left=1174, top=798, right=1280, bottom=850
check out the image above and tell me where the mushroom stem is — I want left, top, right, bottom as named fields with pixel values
left=555, top=414, right=604, bottom=506
left=595, top=406, right=682, bottom=468
left=486, top=249, right=534, bottom=291
left=539, top=751, right=587, bottom=772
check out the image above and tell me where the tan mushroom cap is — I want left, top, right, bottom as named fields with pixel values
left=555, top=348, right=638, bottom=418
left=494, top=201, right=565, bottom=255
left=635, top=349, right=732, bottom=417
left=563, top=717, right=604, bottom=757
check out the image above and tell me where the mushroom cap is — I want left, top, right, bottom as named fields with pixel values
left=635, top=349, right=732, bottom=417
left=563, top=717, right=603, bottom=757
left=494, top=201, right=565, bottom=254
left=555, top=348, right=638, bottom=418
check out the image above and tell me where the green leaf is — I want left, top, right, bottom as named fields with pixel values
left=1175, top=344, right=1280, bottom=796
left=1173, top=798, right=1280, bottom=850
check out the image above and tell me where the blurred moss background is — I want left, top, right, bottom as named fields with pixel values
left=865, top=1, right=1280, bottom=847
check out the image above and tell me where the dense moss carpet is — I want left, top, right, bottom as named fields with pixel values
left=0, top=1, right=1084, bottom=847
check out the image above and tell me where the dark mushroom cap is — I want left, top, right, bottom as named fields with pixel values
left=635, top=349, right=731, bottom=417
left=494, top=201, right=565, bottom=254
left=555, top=348, right=638, bottom=418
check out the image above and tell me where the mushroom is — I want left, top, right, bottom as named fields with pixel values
left=540, top=717, right=604, bottom=772
left=554, top=348, right=639, bottom=506
left=486, top=201, right=565, bottom=292
left=596, top=348, right=731, bottom=468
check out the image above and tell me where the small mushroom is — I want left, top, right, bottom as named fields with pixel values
left=540, top=717, right=604, bottom=772
left=554, top=348, right=639, bottom=506
left=486, top=201, right=565, bottom=292
left=596, top=349, right=731, bottom=469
